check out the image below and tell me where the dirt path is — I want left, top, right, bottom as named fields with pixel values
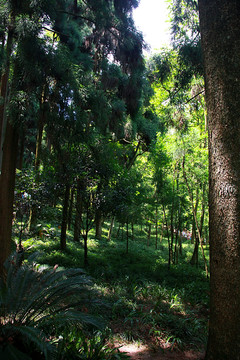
left=118, top=343, right=205, bottom=360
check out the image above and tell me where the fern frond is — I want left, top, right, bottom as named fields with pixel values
left=49, top=309, right=104, bottom=329
left=16, top=325, right=54, bottom=360
left=0, top=252, right=103, bottom=359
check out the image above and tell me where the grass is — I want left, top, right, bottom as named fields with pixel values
left=16, top=218, right=209, bottom=352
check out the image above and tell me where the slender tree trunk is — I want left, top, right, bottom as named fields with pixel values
left=67, top=187, right=74, bottom=230
left=95, top=208, right=103, bottom=239
left=170, top=163, right=178, bottom=264
left=179, top=235, right=182, bottom=256
left=83, top=234, right=88, bottom=267
left=163, top=206, right=171, bottom=270
left=107, top=217, right=114, bottom=241
left=147, top=222, right=151, bottom=246
left=17, top=133, right=24, bottom=170
left=74, top=180, right=83, bottom=242
left=116, top=222, right=121, bottom=238
left=28, top=89, right=46, bottom=231
left=199, top=1, right=240, bottom=358
left=174, top=205, right=181, bottom=265
left=0, top=19, right=17, bottom=278
left=191, top=218, right=196, bottom=245
left=126, top=140, right=141, bottom=170
left=0, top=121, right=18, bottom=277
left=190, top=235, right=199, bottom=267
left=126, top=219, right=129, bottom=254
left=182, top=159, right=208, bottom=276
left=191, top=187, right=206, bottom=267
left=60, top=183, right=70, bottom=251
left=0, top=18, right=14, bottom=172
left=82, top=204, right=93, bottom=267
left=199, top=185, right=206, bottom=238
left=170, top=205, right=174, bottom=264
left=155, top=206, right=158, bottom=250
left=190, top=192, right=199, bottom=266
left=160, top=221, right=164, bottom=244
left=34, top=95, right=45, bottom=171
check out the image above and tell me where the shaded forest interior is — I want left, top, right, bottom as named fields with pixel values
left=11, top=214, right=209, bottom=358
left=1, top=0, right=240, bottom=359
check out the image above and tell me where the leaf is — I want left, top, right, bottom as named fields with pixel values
left=0, top=344, right=32, bottom=360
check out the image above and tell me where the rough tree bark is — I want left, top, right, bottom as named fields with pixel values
left=0, top=121, right=18, bottom=277
left=198, top=0, right=240, bottom=358
left=0, top=18, right=17, bottom=278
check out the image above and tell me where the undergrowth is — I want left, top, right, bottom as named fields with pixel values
left=15, top=219, right=209, bottom=354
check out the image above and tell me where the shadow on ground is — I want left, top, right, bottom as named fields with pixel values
left=118, top=343, right=205, bottom=360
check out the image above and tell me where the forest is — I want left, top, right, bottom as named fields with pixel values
left=0, top=0, right=240, bottom=359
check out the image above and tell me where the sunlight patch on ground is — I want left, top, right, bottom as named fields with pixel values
left=119, top=343, right=148, bottom=354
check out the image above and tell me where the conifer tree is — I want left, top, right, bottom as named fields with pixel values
left=198, top=0, right=240, bottom=358
left=0, top=0, right=145, bottom=274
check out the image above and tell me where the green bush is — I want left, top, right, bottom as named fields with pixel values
left=56, top=329, right=130, bottom=359
left=0, top=252, right=100, bottom=359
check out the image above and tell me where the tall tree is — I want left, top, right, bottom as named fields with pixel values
left=198, top=0, right=240, bottom=358
left=0, top=0, right=144, bottom=275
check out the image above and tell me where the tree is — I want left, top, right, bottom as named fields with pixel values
left=198, top=0, right=240, bottom=358
left=0, top=0, right=145, bottom=276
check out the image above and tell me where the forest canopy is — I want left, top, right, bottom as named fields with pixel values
left=0, top=0, right=239, bottom=359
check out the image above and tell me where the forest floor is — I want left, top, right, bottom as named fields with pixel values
left=118, top=343, right=205, bottom=360
left=111, top=316, right=206, bottom=360
left=19, top=221, right=209, bottom=359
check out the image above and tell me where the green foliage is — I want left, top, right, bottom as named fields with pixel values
left=18, top=218, right=209, bottom=352
left=0, top=253, right=101, bottom=359
left=2, top=0, right=210, bottom=355
left=170, top=0, right=200, bottom=46
left=57, top=328, right=130, bottom=359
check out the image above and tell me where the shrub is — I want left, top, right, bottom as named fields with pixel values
left=0, top=252, right=100, bottom=359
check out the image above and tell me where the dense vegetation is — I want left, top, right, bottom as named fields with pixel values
left=1, top=0, right=239, bottom=359
left=4, top=214, right=209, bottom=358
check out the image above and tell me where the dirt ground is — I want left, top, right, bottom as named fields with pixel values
left=118, top=343, right=205, bottom=360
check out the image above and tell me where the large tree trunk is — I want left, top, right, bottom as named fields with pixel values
left=198, top=1, right=240, bottom=358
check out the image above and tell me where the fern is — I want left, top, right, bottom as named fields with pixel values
left=0, top=252, right=101, bottom=359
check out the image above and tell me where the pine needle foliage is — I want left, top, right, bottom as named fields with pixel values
left=0, top=253, right=101, bottom=359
